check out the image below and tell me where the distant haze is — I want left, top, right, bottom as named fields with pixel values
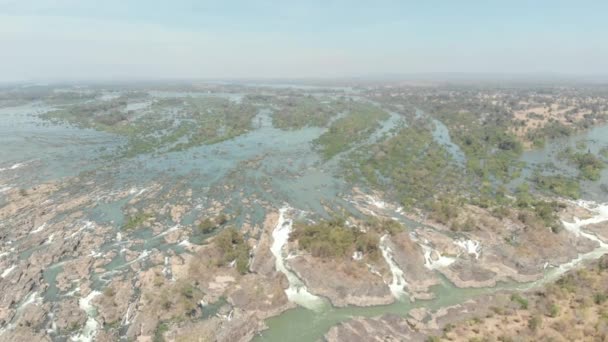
left=1, top=0, right=607, bottom=82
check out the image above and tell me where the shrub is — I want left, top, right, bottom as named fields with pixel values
left=123, top=212, right=152, bottom=230
left=198, top=218, right=216, bottom=234
left=511, top=293, right=529, bottom=309
left=595, top=293, right=608, bottom=305
left=430, top=197, right=460, bottom=224
left=181, top=284, right=195, bottom=299
left=528, top=315, right=542, bottom=331
left=153, top=322, right=169, bottom=342
left=103, top=287, right=115, bottom=297
left=215, top=227, right=250, bottom=274
left=549, top=303, right=559, bottom=317
left=291, top=217, right=384, bottom=260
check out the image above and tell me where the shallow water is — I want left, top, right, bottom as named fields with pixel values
left=519, top=123, right=608, bottom=200
left=2, top=88, right=608, bottom=341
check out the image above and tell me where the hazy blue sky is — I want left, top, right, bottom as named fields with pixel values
left=1, top=0, right=607, bottom=81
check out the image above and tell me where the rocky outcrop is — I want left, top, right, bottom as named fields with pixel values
left=288, top=255, right=394, bottom=307
left=54, top=298, right=87, bottom=332
left=325, top=314, right=425, bottom=342
left=386, top=232, right=440, bottom=299
left=94, top=278, right=133, bottom=325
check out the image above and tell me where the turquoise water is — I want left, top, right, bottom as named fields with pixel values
left=519, top=122, right=608, bottom=200
left=255, top=277, right=527, bottom=342
left=2, top=88, right=608, bottom=341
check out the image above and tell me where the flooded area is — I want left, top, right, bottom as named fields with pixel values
left=1, top=84, right=608, bottom=341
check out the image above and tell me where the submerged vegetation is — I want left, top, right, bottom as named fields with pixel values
left=123, top=212, right=153, bottom=230
left=266, top=95, right=347, bottom=129
left=558, top=147, right=605, bottom=181
left=345, top=117, right=460, bottom=208
left=314, top=103, right=390, bottom=159
left=7, top=81, right=608, bottom=342
left=41, top=95, right=258, bottom=158
left=532, top=173, right=581, bottom=199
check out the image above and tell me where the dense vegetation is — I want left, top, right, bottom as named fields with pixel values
left=427, top=186, right=564, bottom=234
left=290, top=217, right=403, bottom=260
left=198, top=213, right=228, bottom=234
left=532, top=173, right=581, bottom=199
left=345, top=117, right=461, bottom=208
left=41, top=95, right=258, bottom=158
left=267, top=95, right=347, bottom=129
left=558, top=147, right=605, bottom=181
left=314, top=103, right=390, bottom=159
left=428, top=109, right=523, bottom=182
left=526, top=121, right=573, bottom=147
left=214, top=227, right=250, bottom=274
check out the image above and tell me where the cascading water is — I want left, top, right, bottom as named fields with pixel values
left=270, top=206, right=326, bottom=311
left=71, top=290, right=101, bottom=342
left=379, top=235, right=408, bottom=299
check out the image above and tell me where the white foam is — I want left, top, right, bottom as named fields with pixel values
left=0, top=291, right=42, bottom=337
left=71, top=290, right=101, bottom=342
left=123, top=250, right=150, bottom=268
left=1, top=264, right=16, bottom=278
left=0, top=163, right=26, bottom=172
left=564, top=201, right=608, bottom=239
left=29, top=223, right=47, bottom=234
left=71, top=221, right=95, bottom=238
left=530, top=201, right=608, bottom=287
left=420, top=244, right=456, bottom=270
left=454, top=239, right=481, bottom=259
left=270, top=206, right=326, bottom=311
left=178, top=239, right=192, bottom=247
left=366, top=195, right=386, bottom=209
left=47, top=312, right=58, bottom=334
left=122, top=302, right=135, bottom=326
left=128, top=187, right=147, bottom=197
left=380, top=235, right=408, bottom=299
left=162, top=256, right=171, bottom=278
left=18, top=291, right=42, bottom=311
left=154, top=224, right=180, bottom=238
left=89, top=250, right=102, bottom=258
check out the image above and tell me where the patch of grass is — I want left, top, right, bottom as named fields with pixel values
left=153, top=322, right=169, bottom=342
left=511, top=293, right=529, bottom=309
left=528, top=315, right=541, bottom=331
left=548, top=303, right=559, bottom=317
left=123, top=212, right=153, bottom=230
left=594, top=293, right=607, bottom=305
